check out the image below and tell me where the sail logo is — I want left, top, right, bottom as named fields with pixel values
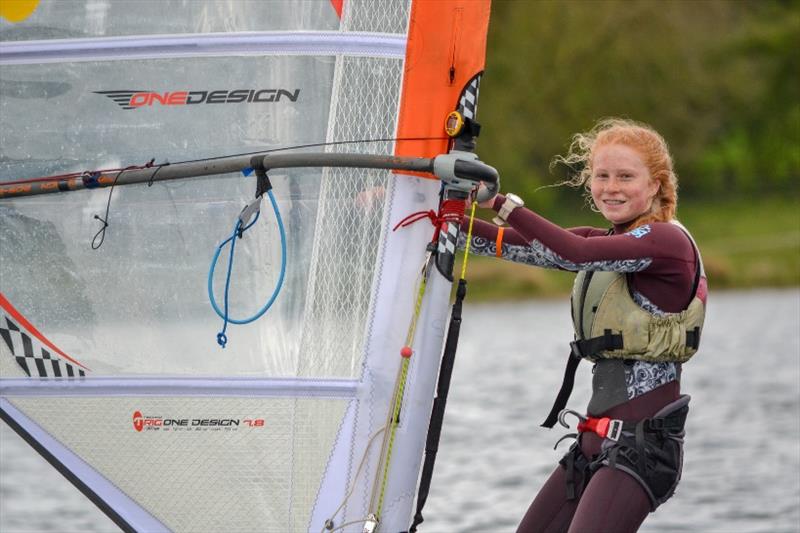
left=131, top=411, right=265, bottom=432
left=95, top=89, right=301, bottom=110
left=132, top=411, right=144, bottom=432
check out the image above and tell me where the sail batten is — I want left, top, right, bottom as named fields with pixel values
left=0, top=376, right=360, bottom=398
left=0, top=31, right=407, bottom=65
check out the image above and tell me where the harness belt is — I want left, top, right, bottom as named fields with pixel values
left=559, top=408, right=687, bottom=442
left=686, top=326, right=701, bottom=350
left=556, top=396, right=691, bottom=509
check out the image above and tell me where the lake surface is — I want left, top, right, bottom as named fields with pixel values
left=2, top=289, right=799, bottom=532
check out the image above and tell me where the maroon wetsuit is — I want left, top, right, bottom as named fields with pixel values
left=461, top=196, right=707, bottom=532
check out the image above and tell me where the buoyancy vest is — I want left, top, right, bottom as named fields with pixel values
left=541, top=221, right=706, bottom=428
left=569, top=221, right=705, bottom=363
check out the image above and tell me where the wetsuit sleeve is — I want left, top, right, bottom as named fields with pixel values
left=507, top=207, right=696, bottom=273
left=457, top=219, right=608, bottom=270
left=459, top=195, right=696, bottom=275
left=457, top=197, right=702, bottom=313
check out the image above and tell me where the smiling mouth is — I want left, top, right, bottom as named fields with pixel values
left=602, top=199, right=626, bottom=206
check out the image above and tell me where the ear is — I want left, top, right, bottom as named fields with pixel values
left=648, top=178, right=660, bottom=199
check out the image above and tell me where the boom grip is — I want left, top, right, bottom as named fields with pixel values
left=453, top=159, right=498, bottom=185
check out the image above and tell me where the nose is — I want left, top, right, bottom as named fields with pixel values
left=604, top=176, right=621, bottom=192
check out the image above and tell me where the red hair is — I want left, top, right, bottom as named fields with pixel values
left=554, top=118, right=678, bottom=228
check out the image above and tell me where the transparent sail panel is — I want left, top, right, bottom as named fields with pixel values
left=0, top=0, right=340, bottom=41
left=0, top=51, right=404, bottom=378
left=0, top=56, right=333, bottom=181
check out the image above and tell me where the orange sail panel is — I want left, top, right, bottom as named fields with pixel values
left=395, top=0, right=491, bottom=168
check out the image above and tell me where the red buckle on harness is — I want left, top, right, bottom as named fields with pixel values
left=558, top=409, right=623, bottom=442
left=577, top=417, right=623, bottom=442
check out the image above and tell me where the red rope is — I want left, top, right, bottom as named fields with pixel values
left=392, top=199, right=466, bottom=241
left=439, top=199, right=466, bottom=223
left=393, top=209, right=438, bottom=231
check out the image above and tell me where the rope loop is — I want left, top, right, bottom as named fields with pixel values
left=207, top=190, right=287, bottom=348
left=392, top=209, right=438, bottom=231
left=392, top=199, right=466, bottom=242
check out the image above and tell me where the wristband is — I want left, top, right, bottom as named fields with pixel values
left=496, top=227, right=504, bottom=257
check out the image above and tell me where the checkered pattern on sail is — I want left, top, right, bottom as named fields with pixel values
left=458, top=75, right=481, bottom=120
left=0, top=315, right=85, bottom=378
left=436, top=220, right=459, bottom=256
left=436, top=74, right=483, bottom=271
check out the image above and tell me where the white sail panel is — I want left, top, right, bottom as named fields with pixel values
left=5, top=394, right=350, bottom=532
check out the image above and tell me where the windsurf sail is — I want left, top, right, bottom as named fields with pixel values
left=0, top=1, right=492, bottom=531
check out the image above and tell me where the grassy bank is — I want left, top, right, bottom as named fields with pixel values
left=456, top=195, right=800, bottom=301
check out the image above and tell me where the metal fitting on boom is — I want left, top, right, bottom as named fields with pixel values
left=432, top=150, right=499, bottom=195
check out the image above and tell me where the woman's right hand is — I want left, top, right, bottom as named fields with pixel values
left=475, top=182, right=498, bottom=209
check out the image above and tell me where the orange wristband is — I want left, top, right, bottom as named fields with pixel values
left=496, top=227, right=504, bottom=257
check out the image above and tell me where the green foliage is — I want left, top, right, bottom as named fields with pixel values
left=479, top=0, right=800, bottom=206
left=700, top=3, right=800, bottom=194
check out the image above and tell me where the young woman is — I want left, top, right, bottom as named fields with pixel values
left=464, top=118, right=707, bottom=532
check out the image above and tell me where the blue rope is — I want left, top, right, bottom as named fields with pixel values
left=208, top=189, right=287, bottom=348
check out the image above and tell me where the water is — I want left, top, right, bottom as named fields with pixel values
left=2, top=289, right=799, bottom=532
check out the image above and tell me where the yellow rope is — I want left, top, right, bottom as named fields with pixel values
left=460, top=201, right=477, bottom=281
left=373, top=200, right=478, bottom=520
left=374, top=264, right=427, bottom=518
left=376, top=354, right=412, bottom=515
left=405, top=264, right=428, bottom=346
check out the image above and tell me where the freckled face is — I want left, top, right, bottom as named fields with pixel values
left=590, top=144, right=659, bottom=225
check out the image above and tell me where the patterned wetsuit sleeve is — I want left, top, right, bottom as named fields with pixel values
left=461, top=196, right=697, bottom=278
left=457, top=199, right=700, bottom=315
left=502, top=206, right=665, bottom=273
left=457, top=219, right=608, bottom=270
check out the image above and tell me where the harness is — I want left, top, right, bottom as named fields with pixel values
left=556, top=396, right=691, bottom=509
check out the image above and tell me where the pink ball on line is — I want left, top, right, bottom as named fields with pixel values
left=400, top=346, right=413, bottom=358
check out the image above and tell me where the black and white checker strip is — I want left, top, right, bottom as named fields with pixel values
left=437, top=221, right=459, bottom=257
left=0, top=316, right=85, bottom=378
left=457, top=75, right=481, bottom=120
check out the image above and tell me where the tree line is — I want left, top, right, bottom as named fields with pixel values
left=477, top=0, right=799, bottom=213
